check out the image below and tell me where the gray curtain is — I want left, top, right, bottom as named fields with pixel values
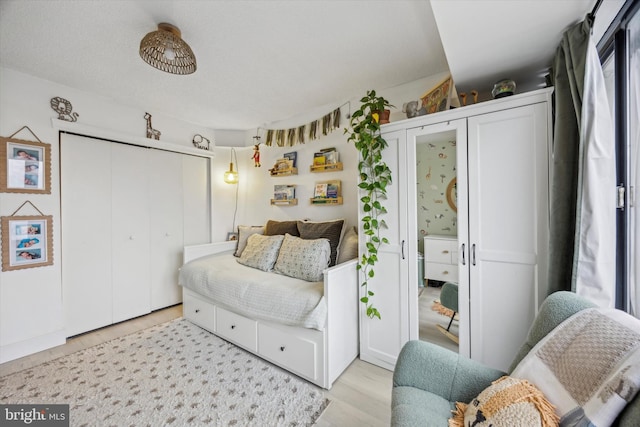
left=548, top=17, right=616, bottom=306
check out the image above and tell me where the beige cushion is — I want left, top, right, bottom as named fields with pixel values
left=264, top=220, right=299, bottom=236
left=449, top=376, right=559, bottom=427
left=297, top=219, right=344, bottom=266
left=237, top=234, right=284, bottom=271
left=234, top=225, right=264, bottom=257
left=337, top=226, right=358, bottom=264
left=274, top=234, right=330, bottom=282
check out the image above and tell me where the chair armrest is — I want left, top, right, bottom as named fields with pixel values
left=393, top=340, right=506, bottom=403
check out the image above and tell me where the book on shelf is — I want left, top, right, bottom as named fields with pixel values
left=274, top=185, right=295, bottom=200
left=326, top=182, right=339, bottom=198
left=314, top=183, right=328, bottom=198
left=324, top=150, right=339, bottom=165
left=313, top=152, right=326, bottom=166
left=283, top=151, right=297, bottom=168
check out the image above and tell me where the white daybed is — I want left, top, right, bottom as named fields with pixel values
left=179, top=233, right=359, bottom=390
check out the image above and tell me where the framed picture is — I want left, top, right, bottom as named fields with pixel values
left=420, top=76, right=453, bottom=115
left=1, top=215, right=54, bottom=271
left=0, top=137, right=51, bottom=194
left=283, top=151, right=297, bottom=168
left=227, top=232, right=239, bottom=241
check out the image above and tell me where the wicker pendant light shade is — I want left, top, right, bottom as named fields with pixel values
left=139, top=23, right=197, bottom=75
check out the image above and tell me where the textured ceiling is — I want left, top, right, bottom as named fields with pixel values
left=0, top=0, right=616, bottom=131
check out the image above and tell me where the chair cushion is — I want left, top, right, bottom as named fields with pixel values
left=391, top=386, right=454, bottom=427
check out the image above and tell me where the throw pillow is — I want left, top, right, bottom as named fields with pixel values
left=237, top=233, right=284, bottom=271
left=274, top=234, right=331, bottom=282
left=264, top=220, right=300, bottom=237
left=449, top=376, right=559, bottom=427
left=511, top=307, right=640, bottom=427
left=297, top=219, right=344, bottom=267
left=337, top=226, right=358, bottom=264
left=234, top=225, right=264, bottom=257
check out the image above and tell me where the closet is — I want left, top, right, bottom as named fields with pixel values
left=61, top=133, right=211, bottom=337
left=359, top=88, right=552, bottom=371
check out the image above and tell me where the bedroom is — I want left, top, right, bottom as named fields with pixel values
left=1, top=0, right=638, bottom=426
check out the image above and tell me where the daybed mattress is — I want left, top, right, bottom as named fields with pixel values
left=178, top=251, right=327, bottom=330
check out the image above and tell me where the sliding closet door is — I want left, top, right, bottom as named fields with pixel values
left=182, top=155, right=211, bottom=245
left=61, top=135, right=113, bottom=337
left=111, top=143, right=151, bottom=323
left=149, top=150, right=184, bottom=310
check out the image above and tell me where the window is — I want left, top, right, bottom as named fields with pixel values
left=598, top=0, right=640, bottom=316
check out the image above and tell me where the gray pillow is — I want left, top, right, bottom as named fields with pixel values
left=237, top=234, right=284, bottom=271
left=234, top=225, right=264, bottom=257
left=274, top=234, right=330, bottom=282
left=297, top=219, right=344, bottom=266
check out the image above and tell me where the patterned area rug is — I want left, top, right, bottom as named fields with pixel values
left=0, top=319, right=329, bottom=426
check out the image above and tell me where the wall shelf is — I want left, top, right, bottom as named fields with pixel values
left=270, top=167, right=298, bottom=177
left=310, top=162, right=343, bottom=173
left=310, top=197, right=343, bottom=205
left=270, top=198, right=298, bottom=206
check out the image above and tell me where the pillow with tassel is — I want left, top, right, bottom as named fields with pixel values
left=449, top=376, right=559, bottom=427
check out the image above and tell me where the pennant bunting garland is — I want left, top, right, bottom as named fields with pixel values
left=263, top=107, right=342, bottom=147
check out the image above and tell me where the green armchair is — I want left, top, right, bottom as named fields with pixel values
left=391, top=291, right=640, bottom=426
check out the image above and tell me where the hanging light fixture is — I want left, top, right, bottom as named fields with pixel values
left=224, top=148, right=239, bottom=184
left=139, top=23, right=197, bottom=75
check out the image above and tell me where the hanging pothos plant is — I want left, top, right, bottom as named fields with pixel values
left=345, top=90, right=393, bottom=320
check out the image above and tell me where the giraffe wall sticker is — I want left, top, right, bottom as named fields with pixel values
left=144, top=112, right=161, bottom=140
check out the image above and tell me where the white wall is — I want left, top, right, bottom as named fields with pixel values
left=0, top=66, right=222, bottom=363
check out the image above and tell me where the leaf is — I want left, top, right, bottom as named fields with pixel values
left=361, top=296, right=369, bottom=303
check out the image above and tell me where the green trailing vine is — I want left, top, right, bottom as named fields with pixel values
left=345, top=90, right=393, bottom=320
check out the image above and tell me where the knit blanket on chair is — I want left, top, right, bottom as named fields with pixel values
left=512, top=307, right=640, bottom=426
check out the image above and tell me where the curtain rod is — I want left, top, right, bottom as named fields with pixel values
left=589, top=0, right=603, bottom=22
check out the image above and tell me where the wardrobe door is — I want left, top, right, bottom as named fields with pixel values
left=466, top=102, right=549, bottom=371
left=61, top=135, right=113, bottom=336
left=111, top=143, right=151, bottom=323
left=149, top=150, right=184, bottom=310
left=182, top=155, right=211, bottom=246
left=359, top=129, right=410, bottom=371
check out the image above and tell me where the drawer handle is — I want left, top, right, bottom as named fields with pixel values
left=443, top=271, right=449, bottom=275
left=442, top=250, right=449, bottom=254
left=194, top=309, right=200, bottom=313
left=280, top=346, right=286, bottom=352
left=231, top=325, right=236, bottom=330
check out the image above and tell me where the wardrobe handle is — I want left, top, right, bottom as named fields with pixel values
left=472, top=244, right=476, bottom=266
left=280, top=346, right=286, bottom=352
left=461, top=244, right=466, bottom=265
left=401, top=240, right=405, bottom=259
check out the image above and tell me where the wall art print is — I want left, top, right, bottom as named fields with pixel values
left=0, top=137, right=52, bottom=194
left=1, top=215, right=54, bottom=271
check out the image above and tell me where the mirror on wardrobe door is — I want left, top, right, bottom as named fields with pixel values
left=415, top=129, right=459, bottom=353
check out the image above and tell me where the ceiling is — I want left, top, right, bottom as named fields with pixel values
left=0, top=0, right=616, bottom=131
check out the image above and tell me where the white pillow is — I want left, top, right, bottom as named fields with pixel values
left=512, top=307, right=640, bottom=427
left=234, top=225, right=264, bottom=257
left=237, top=234, right=284, bottom=271
left=274, top=234, right=330, bottom=282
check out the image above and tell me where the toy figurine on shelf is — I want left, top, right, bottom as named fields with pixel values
left=252, top=143, right=261, bottom=167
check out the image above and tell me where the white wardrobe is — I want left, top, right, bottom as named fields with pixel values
left=61, top=133, right=211, bottom=337
left=359, top=88, right=553, bottom=371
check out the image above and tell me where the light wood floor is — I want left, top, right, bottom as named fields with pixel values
left=0, top=292, right=456, bottom=426
left=0, top=305, right=394, bottom=426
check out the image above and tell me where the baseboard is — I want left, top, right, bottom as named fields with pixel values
left=0, top=330, right=66, bottom=364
